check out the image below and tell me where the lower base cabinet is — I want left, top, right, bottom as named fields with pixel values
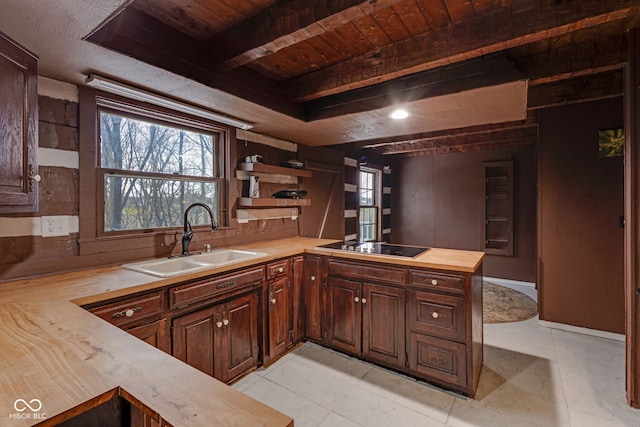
left=172, top=292, right=259, bottom=383
left=125, top=318, right=171, bottom=354
left=327, top=277, right=405, bottom=369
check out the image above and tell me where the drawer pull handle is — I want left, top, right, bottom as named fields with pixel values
left=431, top=279, right=438, bottom=285
left=112, top=307, right=142, bottom=319
left=216, top=321, right=223, bottom=328
left=223, top=319, right=229, bottom=326
left=216, top=280, right=235, bottom=289
left=432, top=312, right=440, bottom=319
left=354, top=297, right=360, bottom=303
left=311, top=275, right=316, bottom=281
left=361, top=298, right=367, bottom=304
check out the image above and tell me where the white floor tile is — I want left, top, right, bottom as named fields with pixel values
left=237, top=313, right=640, bottom=427
left=241, top=376, right=331, bottom=427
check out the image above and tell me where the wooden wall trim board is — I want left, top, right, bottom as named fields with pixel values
left=625, top=27, right=640, bottom=409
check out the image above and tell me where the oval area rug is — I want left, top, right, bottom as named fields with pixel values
left=483, top=281, right=538, bottom=324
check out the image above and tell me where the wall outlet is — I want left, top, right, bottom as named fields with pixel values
left=42, top=216, right=69, bottom=237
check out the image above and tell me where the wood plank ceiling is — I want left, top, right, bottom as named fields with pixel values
left=86, top=0, right=640, bottom=155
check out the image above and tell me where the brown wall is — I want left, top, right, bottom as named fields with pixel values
left=390, top=145, right=537, bottom=282
left=539, top=97, right=625, bottom=334
left=0, top=95, right=305, bottom=282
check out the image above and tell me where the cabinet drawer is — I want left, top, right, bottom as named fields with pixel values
left=267, top=259, right=290, bottom=280
left=409, top=270, right=466, bottom=294
left=328, top=259, right=406, bottom=285
left=407, top=332, right=467, bottom=389
left=407, top=290, right=466, bottom=342
left=90, top=291, right=165, bottom=327
left=169, top=266, right=265, bottom=309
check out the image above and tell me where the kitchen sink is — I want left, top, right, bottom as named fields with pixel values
left=122, top=249, right=267, bottom=278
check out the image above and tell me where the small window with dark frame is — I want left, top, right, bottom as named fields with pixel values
left=359, top=167, right=381, bottom=242
left=98, top=107, right=224, bottom=234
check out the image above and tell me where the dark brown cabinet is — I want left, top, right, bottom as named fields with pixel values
left=172, top=292, right=259, bottom=383
left=326, top=264, right=406, bottom=369
left=126, top=318, right=171, bottom=354
left=88, top=291, right=170, bottom=354
left=0, top=32, right=39, bottom=213
left=406, top=268, right=482, bottom=396
left=266, top=276, right=291, bottom=361
left=304, top=254, right=325, bottom=341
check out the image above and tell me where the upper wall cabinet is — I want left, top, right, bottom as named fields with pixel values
left=0, top=32, right=38, bottom=213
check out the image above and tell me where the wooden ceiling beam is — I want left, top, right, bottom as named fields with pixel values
left=210, top=0, right=408, bottom=71
left=517, top=32, right=628, bottom=86
left=377, top=124, right=538, bottom=156
left=287, top=0, right=640, bottom=101
left=528, top=69, right=624, bottom=110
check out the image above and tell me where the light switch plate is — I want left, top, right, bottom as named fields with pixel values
left=42, top=216, right=68, bottom=237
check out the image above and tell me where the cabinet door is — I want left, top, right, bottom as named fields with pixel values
left=305, top=255, right=325, bottom=341
left=126, top=318, right=171, bottom=354
left=219, top=292, right=259, bottom=382
left=0, top=32, right=38, bottom=213
left=172, top=305, right=218, bottom=377
left=267, top=276, right=291, bottom=360
left=291, top=256, right=305, bottom=342
left=327, top=277, right=361, bottom=355
left=362, top=283, right=405, bottom=368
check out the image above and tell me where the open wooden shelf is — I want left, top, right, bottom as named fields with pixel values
left=237, top=197, right=311, bottom=208
left=238, top=162, right=312, bottom=178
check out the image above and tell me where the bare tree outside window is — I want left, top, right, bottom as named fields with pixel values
left=99, top=111, right=221, bottom=232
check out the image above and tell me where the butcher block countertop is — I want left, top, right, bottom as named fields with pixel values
left=0, top=237, right=484, bottom=426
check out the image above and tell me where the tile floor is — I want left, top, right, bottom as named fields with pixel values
left=233, top=282, right=640, bottom=426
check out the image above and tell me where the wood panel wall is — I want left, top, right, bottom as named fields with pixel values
left=539, top=97, right=624, bottom=334
left=390, top=145, right=537, bottom=283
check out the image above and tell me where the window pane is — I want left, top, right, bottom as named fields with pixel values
left=359, top=207, right=377, bottom=242
left=104, top=175, right=218, bottom=231
left=100, top=111, right=216, bottom=178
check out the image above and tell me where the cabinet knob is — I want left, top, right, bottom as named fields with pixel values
left=125, top=309, right=135, bottom=318
left=223, top=319, right=229, bottom=326
left=431, top=279, right=438, bottom=286
left=270, top=298, right=277, bottom=305
left=432, top=312, right=440, bottom=319
left=354, top=297, right=360, bottom=303
left=216, top=321, right=223, bottom=328
left=361, top=298, right=367, bottom=304
left=310, top=275, right=316, bottom=281
left=276, top=267, right=284, bottom=273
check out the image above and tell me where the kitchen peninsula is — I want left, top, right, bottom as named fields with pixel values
left=0, top=237, right=483, bottom=426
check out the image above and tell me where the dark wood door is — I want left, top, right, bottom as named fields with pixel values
left=361, top=283, right=405, bottom=368
left=291, top=256, right=305, bottom=342
left=267, top=276, right=291, bottom=359
left=327, top=276, right=361, bottom=355
left=305, top=255, right=325, bottom=341
left=220, top=292, right=259, bottom=382
left=172, top=305, right=218, bottom=377
left=126, top=318, right=171, bottom=354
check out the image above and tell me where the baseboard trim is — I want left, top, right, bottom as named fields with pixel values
left=538, top=320, right=625, bottom=342
left=484, top=276, right=536, bottom=288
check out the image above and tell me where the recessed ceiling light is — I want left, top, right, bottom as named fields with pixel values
left=389, top=109, right=410, bottom=120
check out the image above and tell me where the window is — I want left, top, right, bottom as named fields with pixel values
left=79, top=88, right=230, bottom=254
left=99, top=109, right=222, bottom=232
left=359, top=167, right=381, bottom=242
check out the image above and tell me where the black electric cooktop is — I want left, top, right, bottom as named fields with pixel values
left=316, top=241, right=430, bottom=258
